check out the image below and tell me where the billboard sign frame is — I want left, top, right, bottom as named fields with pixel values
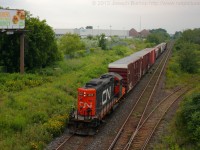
left=0, top=9, right=25, bottom=29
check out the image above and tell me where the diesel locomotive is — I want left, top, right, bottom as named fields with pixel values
left=68, top=43, right=167, bottom=135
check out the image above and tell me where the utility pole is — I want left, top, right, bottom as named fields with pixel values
left=20, top=33, right=25, bottom=74
left=140, top=16, right=141, bottom=32
left=109, top=25, right=112, bottom=37
left=139, top=16, right=142, bottom=39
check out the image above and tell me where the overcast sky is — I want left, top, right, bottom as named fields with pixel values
left=1, top=0, right=200, bottom=34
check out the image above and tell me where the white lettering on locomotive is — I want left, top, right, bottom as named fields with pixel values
left=102, top=86, right=111, bottom=105
left=79, top=102, right=92, bottom=108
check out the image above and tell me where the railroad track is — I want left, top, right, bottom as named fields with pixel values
left=124, top=87, right=189, bottom=150
left=49, top=132, right=94, bottom=150
left=108, top=41, right=174, bottom=150
left=48, top=134, right=74, bottom=150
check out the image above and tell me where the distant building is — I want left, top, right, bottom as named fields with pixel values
left=129, top=28, right=139, bottom=37
left=139, top=29, right=151, bottom=38
left=54, top=29, right=74, bottom=38
left=54, top=28, right=151, bottom=38
left=54, top=28, right=129, bottom=38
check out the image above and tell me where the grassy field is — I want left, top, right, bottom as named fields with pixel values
left=0, top=39, right=151, bottom=149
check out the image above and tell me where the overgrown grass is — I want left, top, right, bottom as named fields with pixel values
left=0, top=73, right=53, bottom=92
left=165, top=50, right=200, bottom=89
left=154, top=43, right=200, bottom=149
left=0, top=39, right=151, bottom=149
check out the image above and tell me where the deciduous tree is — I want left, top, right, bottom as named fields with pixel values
left=146, top=29, right=170, bottom=44
left=25, top=16, right=62, bottom=70
left=178, top=43, right=199, bottom=73
left=58, top=33, right=85, bottom=57
left=98, top=34, right=107, bottom=50
left=174, top=29, right=200, bottom=74
left=175, top=94, right=200, bottom=148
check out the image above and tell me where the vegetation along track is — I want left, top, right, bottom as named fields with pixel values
left=108, top=41, right=174, bottom=150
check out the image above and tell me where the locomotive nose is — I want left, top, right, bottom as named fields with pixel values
left=77, top=88, right=96, bottom=116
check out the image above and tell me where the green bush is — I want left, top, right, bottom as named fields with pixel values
left=0, top=73, right=53, bottom=92
left=178, top=43, right=199, bottom=73
left=31, top=111, right=48, bottom=124
left=112, top=45, right=129, bottom=56
left=98, top=34, right=107, bottom=50
left=44, top=119, right=63, bottom=137
left=90, top=48, right=95, bottom=53
left=11, top=115, right=27, bottom=132
left=58, top=33, right=85, bottom=57
left=82, top=38, right=98, bottom=50
left=174, top=93, right=200, bottom=149
left=76, top=50, right=86, bottom=57
left=173, top=29, right=200, bottom=74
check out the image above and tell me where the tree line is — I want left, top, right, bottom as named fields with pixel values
left=174, top=28, right=200, bottom=73
left=146, top=28, right=170, bottom=44
left=162, top=28, right=200, bottom=149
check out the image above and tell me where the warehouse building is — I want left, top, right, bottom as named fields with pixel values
left=54, top=28, right=150, bottom=38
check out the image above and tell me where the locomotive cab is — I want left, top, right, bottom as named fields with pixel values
left=101, top=72, right=125, bottom=98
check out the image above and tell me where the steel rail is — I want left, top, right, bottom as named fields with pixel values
left=141, top=88, right=189, bottom=150
left=124, top=41, right=173, bottom=150
left=127, top=87, right=187, bottom=150
left=55, top=134, right=74, bottom=150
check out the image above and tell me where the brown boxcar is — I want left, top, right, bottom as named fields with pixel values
left=155, top=43, right=166, bottom=58
left=145, top=48, right=156, bottom=66
left=109, top=48, right=155, bottom=92
left=108, top=56, right=141, bottom=92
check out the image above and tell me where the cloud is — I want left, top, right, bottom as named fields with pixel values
left=1, top=0, right=200, bottom=33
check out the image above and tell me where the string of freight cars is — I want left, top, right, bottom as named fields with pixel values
left=68, top=43, right=167, bottom=135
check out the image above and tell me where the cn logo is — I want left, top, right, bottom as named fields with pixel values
left=102, top=86, right=111, bottom=105
left=79, top=102, right=92, bottom=108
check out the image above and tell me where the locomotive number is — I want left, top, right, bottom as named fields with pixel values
left=102, top=86, right=111, bottom=105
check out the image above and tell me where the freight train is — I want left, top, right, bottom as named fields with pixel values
left=68, top=43, right=167, bottom=135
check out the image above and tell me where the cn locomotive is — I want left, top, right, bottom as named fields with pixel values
left=68, top=43, right=167, bottom=135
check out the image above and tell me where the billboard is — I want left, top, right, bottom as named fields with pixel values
left=0, top=9, right=25, bottom=29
